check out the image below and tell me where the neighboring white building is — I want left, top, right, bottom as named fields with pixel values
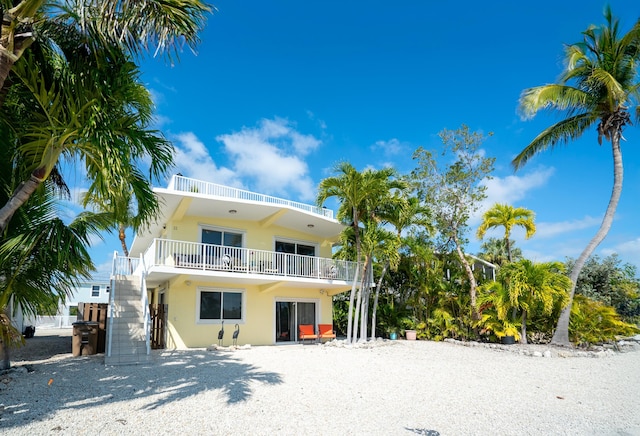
left=16, top=278, right=110, bottom=330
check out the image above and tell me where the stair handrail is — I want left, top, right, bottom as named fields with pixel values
left=107, top=251, right=118, bottom=358
left=139, top=253, right=151, bottom=355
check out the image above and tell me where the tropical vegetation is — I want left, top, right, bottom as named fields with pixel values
left=1, top=3, right=638, bottom=364
left=513, top=6, right=640, bottom=346
left=0, top=0, right=211, bottom=368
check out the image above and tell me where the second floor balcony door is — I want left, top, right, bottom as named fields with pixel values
left=275, top=240, right=316, bottom=277
left=202, top=228, right=244, bottom=265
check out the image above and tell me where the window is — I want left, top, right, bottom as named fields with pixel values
left=202, top=228, right=243, bottom=248
left=275, top=240, right=316, bottom=256
left=91, top=285, right=100, bottom=297
left=198, top=288, right=243, bottom=322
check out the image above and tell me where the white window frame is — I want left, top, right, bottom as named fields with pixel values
left=196, top=287, right=246, bottom=324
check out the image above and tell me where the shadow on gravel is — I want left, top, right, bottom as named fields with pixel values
left=1, top=349, right=282, bottom=430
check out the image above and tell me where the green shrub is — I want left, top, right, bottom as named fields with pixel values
left=570, top=295, right=640, bottom=346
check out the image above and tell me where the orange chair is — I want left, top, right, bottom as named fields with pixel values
left=298, top=324, right=318, bottom=344
left=318, top=324, right=336, bottom=342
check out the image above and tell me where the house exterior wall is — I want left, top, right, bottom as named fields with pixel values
left=18, top=280, right=110, bottom=329
left=166, top=215, right=333, bottom=256
left=161, top=277, right=333, bottom=348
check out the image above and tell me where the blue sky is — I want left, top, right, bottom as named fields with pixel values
left=84, top=0, right=640, bottom=277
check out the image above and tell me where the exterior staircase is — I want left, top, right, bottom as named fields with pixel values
left=105, top=275, right=150, bottom=365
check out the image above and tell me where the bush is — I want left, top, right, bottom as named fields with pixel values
left=570, top=295, right=640, bottom=346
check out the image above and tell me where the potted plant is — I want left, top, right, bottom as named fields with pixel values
left=499, top=323, right=520, bottom=345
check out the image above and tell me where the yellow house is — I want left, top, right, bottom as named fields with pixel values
left=105, top=175, right=355, bottom=363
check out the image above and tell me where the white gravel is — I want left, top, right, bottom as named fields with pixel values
left=1, top=338, right=640, bottom=436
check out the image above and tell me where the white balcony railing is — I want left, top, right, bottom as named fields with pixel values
left=144, top=239, right=357, bottom=282
left=168, top=175, right=333, bottom=219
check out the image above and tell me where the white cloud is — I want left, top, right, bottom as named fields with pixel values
left=372, top=138, right=407, bottom=156
left=170, top=118, right=322, bottom=202
left=602, top=238, right=640, bottom=270
left=216, top=118, right=320, bottom=201
left=482, top=167, right=555, bottom=208
left=172, top=132, right=241, bottom=187
left=535, top=216, right=602, bottom=239
left=470, top=167, right=555, bottom=225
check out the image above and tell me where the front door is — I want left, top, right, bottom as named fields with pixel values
left=275, top=301, right=316, bottom=343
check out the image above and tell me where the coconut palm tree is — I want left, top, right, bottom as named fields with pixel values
left=0, top=0, right=211, bottom=235
left=0, top=169, right=110, bottom=369
left=477, top=203, right=535, bottom=262
left=513, top=8, right=640, bottom=346
left=0, top=0, right=210, bottom=91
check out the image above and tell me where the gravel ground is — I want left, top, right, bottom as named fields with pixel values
left=1, top=329, right=639, bottom=436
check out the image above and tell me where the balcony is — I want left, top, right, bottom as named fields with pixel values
left=140, top=239, right=358, bottom=286
left=168, top=175, right=333, bottom=219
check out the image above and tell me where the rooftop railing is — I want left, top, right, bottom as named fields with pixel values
left=168, top=175, right=333, bottom=219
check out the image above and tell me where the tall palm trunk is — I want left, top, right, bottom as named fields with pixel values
left=551, top=134, right=623, bottom=346
left=345, top=263, right=359, bottom=343
left=370, top=261, right=389, bottom=339
left=359, top=257, right=372, bottom=341
left=119, top=224, right=130, bottom=257
left=0, top=174, right=42, bottom=235
left=520, top=310, right=528, bottom=344
left=346, top=213, right=361, bottom=344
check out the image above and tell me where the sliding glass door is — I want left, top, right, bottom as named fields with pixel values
left=275, top=300, right=316, bottom=343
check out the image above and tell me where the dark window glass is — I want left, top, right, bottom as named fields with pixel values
left=297, top=244, right=315, bottom=256
left=224, top=232, right=243, bottom=248
left=91, top=285, right=100, bottom=297
left=223, top=292, right=242, bottom=319
left=202, top=229, right=222, bottom=245
left=200, top=291, right=242, bottom=320
left=200, top=292, right=221, bottom=319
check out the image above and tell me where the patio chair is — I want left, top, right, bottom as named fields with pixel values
left=318, top=324, right=336, bottom=342
left=298, top=324, right=318, bottom=344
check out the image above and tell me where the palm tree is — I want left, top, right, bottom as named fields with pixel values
left=513, top=8, right=640, bottom=346
left=0, top=0, right=211, bottom=235
left=492, top=260, right=571, bottom=344
left=317, top=163, right=406, bottom=342
left=478, top=237, right=523, bottom=267
left=0, top=0, right=211, bottom=91
left=477, top=203, right=535, bottom=262
left=0, top=171, right=109, bottom=368
left=370, top=194, right=431, bottom=338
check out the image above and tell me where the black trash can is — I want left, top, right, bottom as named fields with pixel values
left=72, top=321, right=99, bottom=356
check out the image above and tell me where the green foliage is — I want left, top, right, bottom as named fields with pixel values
left=477, top=237, right=523, bottom=267
left=570, top=295, right=640, bottom=346
left=476, top=203, right=535, bottom=264
left=569, top=254, right=640, bottom=323
left=411, top=125, right=495, bottom=320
